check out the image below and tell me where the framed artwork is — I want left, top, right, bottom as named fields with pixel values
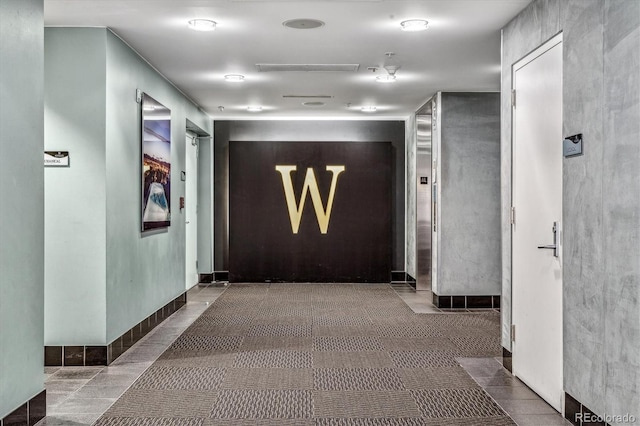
left=141, top=93, right=171, bottom=231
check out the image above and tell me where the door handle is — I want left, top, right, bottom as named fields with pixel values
left=537, top=221, right=558, bottom=258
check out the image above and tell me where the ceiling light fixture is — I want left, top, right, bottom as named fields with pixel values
left=400, top=19, right=429, bottom=32
left=361, top=106, right=377, bottom=113
left=188, top=19, right=217, bottom=32
left=224, top=74, right=245, bottom=82
left=247, top=106, right=263, bottom=112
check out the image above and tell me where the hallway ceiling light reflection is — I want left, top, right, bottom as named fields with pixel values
left=188, top=19, right=216, bottom=31
left=361, top=106, right=377, bottom=113
left=400, top=19, right=429, bottom=32
left=247, top=106, right=263, bottom=112
left=224, top=74, right=245, bottom=82
left=376, top=75, right=396, bottom=83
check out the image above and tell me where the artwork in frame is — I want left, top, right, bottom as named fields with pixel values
left=141, top=93, right=171, bottom=231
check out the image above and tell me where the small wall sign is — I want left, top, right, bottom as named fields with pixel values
left=44, top=151, right=70, bottom=167
left=420, top=176, right=428, bottom=184
left=563, top=134, right=583, bottom=158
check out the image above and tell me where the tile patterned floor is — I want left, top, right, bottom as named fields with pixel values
left=39, top=282, right=570, bottom=425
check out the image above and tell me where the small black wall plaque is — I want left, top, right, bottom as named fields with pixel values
left=420, top=176, right=428, bottom=184
left=563, top=133, right=583, bottom=157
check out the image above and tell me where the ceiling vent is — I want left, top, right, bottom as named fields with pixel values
left=283, top=19, right=325, bottom=29
left=256, top=64, right=360, bottom=72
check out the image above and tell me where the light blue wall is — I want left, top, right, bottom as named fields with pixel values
left=44, top=28, right=107, bottom=345
left=0, top=0, right=45, bottom=417
left=104, top=31, right=211, bottom=343
left=43, top=28, right=212, bottom=346
left=502, top=0, right=640, bottom=420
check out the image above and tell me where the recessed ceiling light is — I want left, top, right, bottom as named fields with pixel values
left=400, top=19, right=429, bottom=32
left=188, top=19, right=216, bottom=32
left=361, top=106, right=377, bottom=113
left=224, top=74, right=245, bottom=82
left=247, top=106, right=263, bottom=112
left=283, top=19, right=325, bottom=30
left=376, top=75, right=397, bottom=83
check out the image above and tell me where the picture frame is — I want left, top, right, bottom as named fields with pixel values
left=141, top=93, right=171, bottom=231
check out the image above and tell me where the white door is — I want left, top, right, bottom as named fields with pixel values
left=185, top=133, right=199, bottom=289
left=512, top=34, right=563, bottom=412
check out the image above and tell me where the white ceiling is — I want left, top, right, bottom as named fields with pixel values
left=44, top=0, right=531, bottom=120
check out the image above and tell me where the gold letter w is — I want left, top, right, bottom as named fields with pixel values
left=275, top=165, right=345, bottom=234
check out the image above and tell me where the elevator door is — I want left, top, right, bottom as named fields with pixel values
left=416, top=115, right=432, bottom=291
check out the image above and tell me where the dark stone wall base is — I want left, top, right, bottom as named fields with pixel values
left=391, top=271, right=416, bottom=288
left=502, top=347, right=512, bottom=373
left=565, top=393, right=612, bottom=426
left=200, top=271, right=229, bottom=284
left=432, top=292, right=500, bottom=310
left=198, top=273, right=214, bottom=284
left=1, top=390, right=45, bottom=426
left=44, top=292, right=186, bottom=367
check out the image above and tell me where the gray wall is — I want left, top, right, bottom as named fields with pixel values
left=0, top=0, right=45, bottom=417
left=502, top=0, right=640, bottom=420
left=214, top=120, right=406, bottom=273
left=437, top=92, right=501, bottom=296
left=405, top=116, right=417, bottom=279
left=44, top=28, right=212, bottom=345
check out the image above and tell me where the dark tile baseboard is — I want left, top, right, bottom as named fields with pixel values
left=565, top=393, right=612, bottom=426
left=1, top=390, right=45, bottom=426
left=200, top=271, right=229, bottom=284
left=432, top=293, right=501, bottom=310
left=391, top=271, right=416, bottom=288
left=44, top=292, right=187, bottom=367
left=198, top=273, right=214, bottom=283
left=502, top=347, right=512, bottom=372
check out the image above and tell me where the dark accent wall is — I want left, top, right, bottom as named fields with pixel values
left=214, top=120, right=405, bottom=274
left=229, top=141, right=391, bottom=283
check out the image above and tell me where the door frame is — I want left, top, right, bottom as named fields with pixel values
left=185, top=130, right=199, bottom=290
left=510, top=32, right=564, bottom=411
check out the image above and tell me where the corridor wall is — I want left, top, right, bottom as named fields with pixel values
left=502, top=0, right=640, bottom=420
left=0, top=0, right=46, bottom=419
left=44, top=28, right=212, bottom=350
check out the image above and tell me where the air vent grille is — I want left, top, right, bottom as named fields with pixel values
left=256, top=64, right=360, bottom=72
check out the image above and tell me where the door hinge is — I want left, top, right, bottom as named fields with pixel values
left=511, top=90, right=516, bottom=108
left=196, top=260, right=198, bottom=269
left=511, top=324, right=516, bottom=342
left=510, top=206, right=516, bottom=225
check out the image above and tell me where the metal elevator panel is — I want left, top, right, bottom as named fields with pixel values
left=416, top=114, right=432, bottom=291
